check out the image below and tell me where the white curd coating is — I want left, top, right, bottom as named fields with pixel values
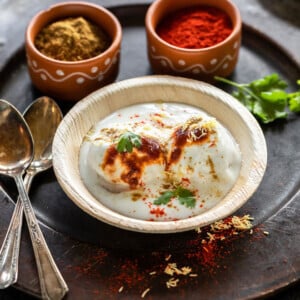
left=79, top=102, right=241, bottom=221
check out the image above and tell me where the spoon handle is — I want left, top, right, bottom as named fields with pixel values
left=14, top=174, right=68, bottom=300
left=0, top=173, right=34, bottom=288
left=0, top=195, right=23, bottom=288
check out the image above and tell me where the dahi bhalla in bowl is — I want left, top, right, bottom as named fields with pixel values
left=79, top=102, right=241, bottom=221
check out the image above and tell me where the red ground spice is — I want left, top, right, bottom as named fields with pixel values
left=156, top=6, right=233, bottom=49
left=150, top=207, right=166, bottom=217
left=64, top=215, right=266, bottom=299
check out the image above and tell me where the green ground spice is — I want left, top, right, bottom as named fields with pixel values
left=34, top=17, right=111, bottom=61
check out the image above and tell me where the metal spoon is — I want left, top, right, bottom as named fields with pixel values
left=0, top=99, right=68, bottom=299
left=0, top=97, right=63, bottom=289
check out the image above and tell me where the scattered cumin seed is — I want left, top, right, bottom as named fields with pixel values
left=141, top=288, right=150, bottom=298
left=166, top=278, right=179, bottom=288
left=195, top=226, right=201, bottom=233
left=165, top=254, right=172, bottom=261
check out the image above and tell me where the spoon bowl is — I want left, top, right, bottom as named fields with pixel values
left=24, top=96, right=63, bottom=172
left=0, top=101, right=33, bottom=174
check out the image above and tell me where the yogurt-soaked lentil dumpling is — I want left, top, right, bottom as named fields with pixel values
left=79, top=102, right=242, bottom=221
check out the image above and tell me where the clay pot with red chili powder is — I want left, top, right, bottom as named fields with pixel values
left=145, top=0, right=242, bottom=81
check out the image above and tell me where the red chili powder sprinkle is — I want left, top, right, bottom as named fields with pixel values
left=130, top=114, right=140, bottom=119
left=157, top=6, right=233, bottom=49
left=182, top=177, right=191, bottom=184
left=209, top=140, right=217, bottom=147
left=150, top=207, right=166, bottom=217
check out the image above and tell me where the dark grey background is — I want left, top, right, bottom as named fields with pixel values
left=0, top=0, right=299, bottom=299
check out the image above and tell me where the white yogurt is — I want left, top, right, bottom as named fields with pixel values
left=79, top=102, right=241, bottom=221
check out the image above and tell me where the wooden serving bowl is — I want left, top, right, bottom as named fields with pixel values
left=52, top=75, right=267, bottom=233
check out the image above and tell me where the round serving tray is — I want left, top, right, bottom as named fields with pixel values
left=0, top=3, right=299, bottom=300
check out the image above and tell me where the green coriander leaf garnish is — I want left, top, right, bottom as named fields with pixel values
left=215, top=74, right=300, bottom=124
left=289, top=93, right=300, bottom=112
left=177, top=196, right=196, bottom=208
left=175, top=186, right=196, bottom=208
left=288, top=79, right=300, bottom=113
left=175, top=186, right=193, bottom=198
left=116, top=131, right=142, bottom=153
left=154, top=186, right=196, bottom=208
left=154, top=191, right=175, bottom=205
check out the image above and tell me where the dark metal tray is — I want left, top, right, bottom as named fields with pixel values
left=0, top=3, right=300, bottom=300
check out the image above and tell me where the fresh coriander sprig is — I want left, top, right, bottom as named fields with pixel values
left=215, top=74, right=300, bottom=124
left=288, top=79, right=300, bottom=113
left=116, top=131, right=142, bottom=153
left=154, top=186, right=196, bottom=208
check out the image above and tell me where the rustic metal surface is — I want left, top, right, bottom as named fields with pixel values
left=0, top=0, right=299, bottom=299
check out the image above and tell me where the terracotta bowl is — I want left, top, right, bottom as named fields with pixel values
left=25, top=2, right=122, bottom=101
left=52, top=75, right=267, bottom=234
left=145, top=0, right=242, bottom=82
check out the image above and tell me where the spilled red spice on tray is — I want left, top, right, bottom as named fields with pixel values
left=64, top=214, right=269, bottom=299
left=156, top=6, right=233, bottom=49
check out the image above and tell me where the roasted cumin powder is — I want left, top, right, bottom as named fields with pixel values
left=34, top=17, right=111, bottom=61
